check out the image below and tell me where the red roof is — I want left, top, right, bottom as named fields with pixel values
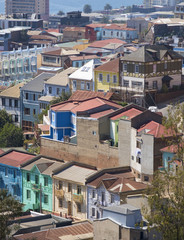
left=138, top=121, right=172, bottom=138
left=111, top=108, right=142, bottom=121
left=14, top=221, right=93, bottom=240
left=102, top=24, right=136, bottom=31
left=0, top=151, right=35, bottom=168
left=51, top=97, right=122, bottom=113
left=95, top=58, right=120, bottom=73
left=89, top=38, right=126, bottom=48
left=0, top=149, right=4, bottom=155
left=160, top=144, right=179, bottom=153
left=69, top=90, right=114, bottom=101
left=46, top=29, right=60, bottom=33
left=88, top=172, right=147, bottom=193
left=86, top=23, right=107, bottom=28
left=90, top=109, right=114, bottom=119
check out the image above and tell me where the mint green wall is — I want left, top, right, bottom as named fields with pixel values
left=22, top=166, right=53, bottom=212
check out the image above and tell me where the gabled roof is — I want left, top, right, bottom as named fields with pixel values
left=21, top=156, right=64, bottom=176
left=51, top=97, right=122, bottom=114
left=110, top=108, right=142, bottom=121
left=86, top=23, right=107, bottom=28
left=95, top=58, right=120, bottom=73
left=89, top=38, right=126, bottom=48
left=45, top=67, right=77, bottom=86
left=138, top=120, right=172, bottom=138
left=160, top=144, right=178, bottom=153
left=69, top=90, right=114, bottom=101
left=102, top=24, right=136, bottom=31
left=122, top=45, right=182, bottom=62
left=69, top=60, right=94, bottom=81
left=21, top=73, right=54, bottom=92
left=14, top=221, right=93, bottom=240
left=0, top=82, right=24, bottom=99
left=0, top=150, right=35, bottom=168
left=42, top=48, right=79, bottom=56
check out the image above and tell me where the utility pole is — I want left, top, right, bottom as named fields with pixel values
left=40, top=183, right=42, bottom=213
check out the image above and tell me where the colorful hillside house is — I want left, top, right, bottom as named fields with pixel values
left=21, top=156, right=64, bottom=212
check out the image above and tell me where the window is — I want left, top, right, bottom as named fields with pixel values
left=144, top=176, right=149, bottom=181
left=132, top=156, right=134, bottom=160
left=102, top=192, right=105, bottom=204
left=2, top=98, right=5, bottom=106
left=77, top=185, right=81, bottom=195
left=113, top=75, right=117, bottom=84
left=132, top=81, right=142, bottom=88
left=58, top=198, right=63, bottom=207
left=43, top=56, right=56, bottom=63
left=27, top=173, right=30, bottom=182
left=35, top=175, right=39, bottom=184
left=57, top=88, right=60, bottom=95
left=117, top=32, right=119, bottom=37
left=33, top=109, right=36, bottom=115
left=44, top=194, right=48, bottom=204
left=103, top=31, right=105, bottom=36
left=73, top=80, right=77, bottom=90
left=153, top=81, right=158, bottom=89
left=27, top=190, right=31, bottom=199
left=13, top=169, right=17, bottom=178
left=15, top=115, right=18, bottom=122
left=81, top=82, right=85, bottom=90
left=92, top=131, right=96, bottom=135
left=68, top=183, right=72, bottom=192
left=49, top=87, right=52, bottom=94
left=59, top=181, right=62, bottom=190
left=99, top=73, right=103, bottom=82
left=92, top=189, right=96, bottom=198
left=111, top=194, right=114, bottom=203
left=62, top=89, right=65, bottom=94
left=44, top=177, right=48, bottom=186
left=153, top=64, right=157, bottom=73
left=9, top=99, right=12, bottom=107
left=14, top=100, right=18, bottom=108
left=52, top=113, right=55, bottom=122
left=24, top=108, right=30, bottom=115
left=5, top=168, right=8, bottom=176
left=164, top=62, right=167, bottom=70
left=13, top=185, right=17, bottom=196
left=25, top=93, right=28, bottom=100
left=77, top=203, right=81, bottom=212
left=145, top=82, right=149, bottom=89
left=92, top=208, right=95, bottom=216
left=86, top=83, right=90, bottom=90
left=135, top=65, right=139, bottom=73
left=123, top=80, right=129, bottom=87
left=123, top=64, right=127, bottom=72
left=33, top=94, right=36, bottom=101
left=168, top=156, right=171, bottom=161
left=107, top=74, right=110, bottom=83
left=111, top=31, right=113, bottom=36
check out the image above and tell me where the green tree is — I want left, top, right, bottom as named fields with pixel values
left=0, top=109, right=12, bottom=130
left=162, top=103, right=184, bottom=165
left=144, top=170, right=184, bottom=240
left=0, top=123, right=24, bottom=147
left=57, top=10, right=64, bottom=15
left=0, top=189, right=23, bottom=239
left=100, top=16, right=110, bottom=23
left=83, top=4, right=92, bottom=13
left=50, top=91, right=71, bottom=105
left=104, top=3, right=112, bottom=10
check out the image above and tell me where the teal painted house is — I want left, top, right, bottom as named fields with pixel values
left=160, top=145, right=180, bottom=171
left=21, top=156, right=64, bottom=212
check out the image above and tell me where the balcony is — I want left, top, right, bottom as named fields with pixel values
left=55, top=189, right=64, bottom=198
left=32, top=183, right=40, bottom=191
left=72, top=193, right=83, bottom=203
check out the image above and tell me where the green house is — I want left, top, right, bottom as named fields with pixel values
left=110, top=108, right=143, bottom=146
left=21, top=156, right=64, bottom=212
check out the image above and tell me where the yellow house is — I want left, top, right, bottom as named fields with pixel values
left=94, top=58, right=120, bottom=92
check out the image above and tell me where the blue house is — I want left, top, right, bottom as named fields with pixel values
left=43, top=97, right=122, bottom=142
left=20, top=72, right=54, bottom=131
left=86, top=168, right=147, bottom=221
left=0, top=149, right=35, bottom=202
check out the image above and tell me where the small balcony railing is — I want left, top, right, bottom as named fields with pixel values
left=32, top=183, right=40, bottom=191
left=72, top=193, right=83, bottom=203
left=55, top=189, right=64, bottom=198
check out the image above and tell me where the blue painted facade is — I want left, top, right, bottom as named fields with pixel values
left=174, top=47, right=184, bottom=67
left=162, top=151, right=175, bottom=171
left=87, top=184, right=120, bottom=221
left=0, top=163, right=22, bottom=202
left=44, top=109, right=76, bottom=141
left=44, top=83, right=70, bottom=97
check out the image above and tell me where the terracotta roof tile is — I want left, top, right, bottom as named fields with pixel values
left=103, top=24, right=136, bottom=31
left=110, top=108, right=142, bottom=120
left=63, top=27, right=85, bottom=32
left=14, top=221, right=93, bottom=240
left=138, top=121, right=172, bottom=138
left=160, top=144, right=180, bottom=153
left=89, top=38, right=126, bottom=48
left=86, top=23, right=107, bottom=28
left=0, top=151, right=35, bottom=168
left=69, top=90, right=114, bottom=101
left=95, top=58, right=120, bottom=73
